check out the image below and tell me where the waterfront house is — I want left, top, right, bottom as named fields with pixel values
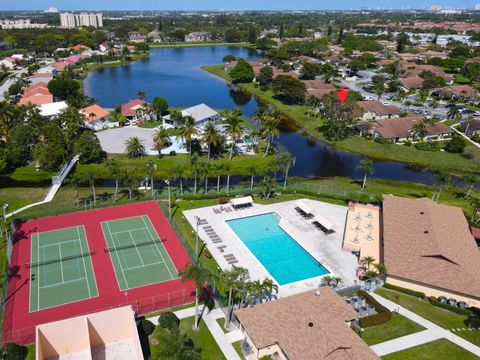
left=356, top=101, right=401, bottom=121
left=128, top=32, right=146, bottom=43
left=162, top=103, right=220, bottom=127
left=80, top=104, right=111, bottom=130
left=38, top=101, right=68, bottom=119
left=28, top=73, right=54, bottom=85
left=121, top=99, right=152, bottom=124
left=383, top=195, right=480, bottom=308
left=303, top=80, right=336, bottom=99
left=235, top=287, right=379, bottom=360
left=185, top=31, right=210, bottom=42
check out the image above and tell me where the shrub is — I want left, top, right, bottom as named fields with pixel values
left=141, top=319, right=155, bottom=336
left=383, top=283, right=425, bottom=299
left=259, top=356, right=272, bottom=360
left=415, top=141, right=440, bottom=152
left=158, top=311, right=180, bottom=331
left=403, top=140, right=412, bottom=146
left=218, top=196, right=229, bottom=204
left=169, top=150, right=176, bottom=156
left=183, top=193, right=228, bottom=201
left=445, top=133, right=467, bottom=153
left=358, top=290, right=392, bottom=328
left=0, top=343, right=28, bottom=360
left=429, top=296, right=473, bottom=316
left=374, top=137, right=391, bottom=145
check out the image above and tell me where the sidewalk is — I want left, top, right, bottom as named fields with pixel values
left=369, top=293, right=480, bottom=357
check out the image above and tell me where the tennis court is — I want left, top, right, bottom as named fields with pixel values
left=29, top=226, right=98, bottom=312
left=101, top=215, right=178, bottom=290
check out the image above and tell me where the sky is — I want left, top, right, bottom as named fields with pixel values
left=0, top=0, right=478, bottom=11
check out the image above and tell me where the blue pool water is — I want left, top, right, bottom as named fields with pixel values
left=226, top=213, right=329, bottom=285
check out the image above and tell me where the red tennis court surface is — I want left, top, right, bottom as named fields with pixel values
left=3, top=201, right=195, bottom=345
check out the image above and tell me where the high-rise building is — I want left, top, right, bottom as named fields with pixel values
left=60, top=13, right=103, bottom=28
left=44, top=7, right=59, bottom=13
left=475, top=4, right=480, bottom=10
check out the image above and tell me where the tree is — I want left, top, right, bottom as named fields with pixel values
left=361, top=256, right=376, bottom=270
left=260, top=111, right=281, bottom=157
left=189, top=153, right=199, bottom=194
left=158, top=312, right=180, bottom=331
left=47, top=78, right=80, bottom=100
left=158, top=328, right=201, bottom=360
left=300, top=62, right=322, bottom=80
left=256, top=66, right=273, bottom=85
left=137, top=90, right=146, bottom=100
left=259, top=176, right=276, bottom=199
left=447, top=107, right=462, bottom=122
left=445, top=133, right=466, bottom=153
left=272, top=75, right=307, bottom=104
left=321, top=275, right=343, bottom=287
left=124, top=137, right=145, bottom=158
left=172, top=163, right=185, bottom=196
left=222, top=54, right=236, bottom=63
left=373, top=263, right=387, bottom=275
left=179, top=262, right=212, bottom=330
left=105, top=159, right=121, bottom=202
left=0, top=343, right=28, bottom=360
left=261, top=278, right=278, bottom=301
left=5, top=124, right=36, bottom=168
left=198, top=160, right=211, bottom=194
left=222, top=109, right=245, bottom=160
left=83, top=170, right=98, bottom=204
left=356, top=159, right=374, bottom=190
left=247, top=25, right=257, bottom=44
left=279, top=152, right=295, bottom=189
left=320, top=93, right=362, bottom=141
left=396, top=32, right=409, bottom=53
left=219, top=267, right=249, bottom=329
left=202, top=122, right=222, bottom=159
left=469, top=196, right=480, bottom=223
left=152, top=126, right=170, bottom=157
left=462, top=174, right=478, bottom=199
left=177, top=115, right=199, bottom=154
left=74, top=132, right=103, bottom=164
left=33, top=123, right=68, bottom=171
left=412, top=121, right=428, bottom=140
left=152, top=96, right=168, bottom=117
left=229, top=60, right=254, bottom=83
left=247, top=163, right=256, bottom=190
left=432, top=168, right=452, bottom=202
left=223, top=161, right=232, bottom=193
left=122, top=171, right=137, bottom=200
left=145, top=160, right=157, bottom=198
left=337, top=26, right=344, bottom=45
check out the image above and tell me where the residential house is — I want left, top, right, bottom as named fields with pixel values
left=399, top=62, right=453, bottom=83
left=37, top=65, right=57, bottom=75
left=185, top=31, right=210, bottom=42
left=18, top=82, right=53, bottom=106
left=235, top=287, right=379, bottom=360
left=38, top=101, right=68, bottom=119
left=163, top=103, right=219, bottom=127
left=460, top=120, right=480, bottom=136
left=28, top=73, right=54, bottom=85
left=356, top=101, right=401, bottom=121
left=383, top=195, right=480, bottom=307
left=399, top=76, right=424, bottom=91
left=377, top=40, right=397, bottom=49
left=437, top=85, right=478, bottom=101
left=53, top=61, right=69, bottom=72
left=357, top=115, right=452, bottom=143
left=148, top=29, right=162, bottom=42
left=121, top=99, right=150, bottom=123
left=128, top=32, right=146, bottom=43
left=80, top=104, right=111, bottom=130
left=71, top=44, right=91, bottom=52
left=295, top=55, right=320, bottom=64
left=0, top=57, right=17, bottom=69
left=396, top=53, right=421, bottom=62
left=303, top=80, right=336, bottom=99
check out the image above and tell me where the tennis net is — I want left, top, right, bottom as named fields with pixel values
left=104, top=237, right=166, bottom=253
left=25, top=250, right=96, bottom=268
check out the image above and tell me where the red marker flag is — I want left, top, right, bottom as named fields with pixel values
left=337, top=86, right=348, bottom=103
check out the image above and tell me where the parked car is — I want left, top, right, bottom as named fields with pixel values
left=382, top=101, right=391, bottom=106
left=363, top=95, right=375, bottom=101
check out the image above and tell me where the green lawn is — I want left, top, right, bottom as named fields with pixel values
left=201, top=64, right=480, bottom=174
left=149, top=317, right=226, bottom=360
left=25, top=344, right=35, bottom=360
left=375, top=288, right=480, bottom=346
left=232, top=341, right=244, bottom=359
left=381, top=339, right=479, bottom=360
left=0, top=187, right=49, bottom=213
left=5, top=164, right=55, bottom=182
left=360, top=313, right=426, bottom=346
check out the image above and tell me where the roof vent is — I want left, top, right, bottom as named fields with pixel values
left=308, top=322, right=314, bottom=328
left=420, top=211, right=424, bottom=215
left=424, top=230, right=429, bottom=234
left=315, top=290, right=321, bottom=296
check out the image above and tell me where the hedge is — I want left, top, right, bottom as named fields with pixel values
left=158, top=311, right=180, bottom=331
left=358, top=290, right=392, bottom=328
left=141, top=319, right=155, bottom=336
left=429, top=297, right=473, bottom=316
left=383, top=283, right=425, bottom=299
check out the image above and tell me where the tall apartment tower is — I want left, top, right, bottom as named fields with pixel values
left=60, top=13, right=103, bottom=28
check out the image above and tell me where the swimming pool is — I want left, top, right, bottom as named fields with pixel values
left=226, top=212, right=329, bottom=285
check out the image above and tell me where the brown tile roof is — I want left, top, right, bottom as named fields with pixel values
left=440, top=85, right=478, bottom=99
left=363, top=116, right=452, bottom=139
left=235, top=288, right=379, bottom=360
left=304, top=80, right=336, bottom=98
left=399, top=62, right=453, bottom=81
left=377, top=59, right=396, bottom=67
left=81, top=104, right=110, bottom=122
left=295, top=55, right=319, bottom=63
left=357, top=101, right=401, bottom=116
left=400, top=76, right=424, bottom=90
left=383, top=195, right=480, bottom=299
left=18, top=94, right=53, bottom=106
left=121, top=99, right=146, bottom=117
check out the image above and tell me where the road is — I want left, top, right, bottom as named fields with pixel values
left=0, top=69, right=25, bottom=100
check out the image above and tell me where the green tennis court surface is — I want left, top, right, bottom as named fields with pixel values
left=29, top=226, right=98, bottom=312
left=101, top=215, right=178, bottom=290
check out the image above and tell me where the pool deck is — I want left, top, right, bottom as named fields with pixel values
left=183, top=199, right=358, bottom=298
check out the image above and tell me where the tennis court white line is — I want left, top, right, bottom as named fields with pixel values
left=123, top=259, right=165, bottom=271
left=76, top=226, right=92, bottom=298
left=141, top=216, right=175, bottom=279
left=58, top=244, right=65, bottom=283
left=127, top=230, right=145, bottom=266
left=109, top=227, right=153, bottom=236
left=36, top=233, right=40, bottom=311
left=39, top=238, right=80, bottom=251
left=106, top=221, right=130, bottom=289
left=39, top=276, right=87, bottom=289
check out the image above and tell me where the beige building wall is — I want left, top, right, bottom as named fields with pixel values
left=386, top=277, right=480, bottom=308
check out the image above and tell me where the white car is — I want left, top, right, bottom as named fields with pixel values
left=363, top=95, right=375, bottom=101
left=381, top=101, right=391, bottom=106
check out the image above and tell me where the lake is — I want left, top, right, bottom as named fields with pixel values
left=84, top=46, right=435, bottom=184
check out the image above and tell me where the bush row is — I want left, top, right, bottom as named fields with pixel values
left=358, top=290, right=392, bottom=328
left=429, top=297, right=473, bottom=316
left=383, top=283, right=425, bottom=299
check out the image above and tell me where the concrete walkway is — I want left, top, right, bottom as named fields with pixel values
left=370, top=293, right=480, bottom=357
left=451, top=124, right=480, bottom=149
left=147, top=306, right=243, bottom=360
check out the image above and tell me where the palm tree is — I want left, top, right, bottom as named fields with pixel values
left=145, top=160, right=157, bottom=198
left=172, top=163, right=185, bottom=196
left=356, top=159, right=374, bottom=190
left=279, top=152, right=296, bottom=189
left=222, top=109, right=245, bottom=160
left=137, top=90, right=146, bottom=100
left=447, top=107, right=462, bottom=121
left=321, top=275, right=342, bottom=287
left=469, top=196, right=480, bottom=223
left=261, top=111, right=281, bottom=157
left=153, top=126, right=170, bottom=157
left=223, top=162, right=232, bottom=193
left=202, top=122, right=222, bottom=159
left=462, top=174, right=478, bottom=199
left=267, top=157, right=281, bottom=182
left=361, top=256, right=376, bottom=270
left=122, top=172, right=137, bottom=200
left=189, top=154, right=199, bottom=194
left=246, top=163, right=256, bottom=190
left=198, top=160, right=211, bottom=194
left=179, top=262, right=212, bottom=330
left=412, top=121, right=428, bottom=140
left=105, top=159, right=121, bottom=202
left=124, top=137, right=145, bottom=158
left=259, top=176, right=276, bottom=199
left=83, top=170, right=98, bottom=204
left=71, top=173, right=82, bottom=206
left=261, top=278, right=278, bottom=302
left=158, top=328, right=201, bottom=360
left=432, top=168, right=452, bottom=202
left=373, top=263, right=387, bottom=274
left=219, top=267, right=249, bottom=329
left=213, top=163, right=223, bottom=193
left=177, top=115, right=199, bottom=154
